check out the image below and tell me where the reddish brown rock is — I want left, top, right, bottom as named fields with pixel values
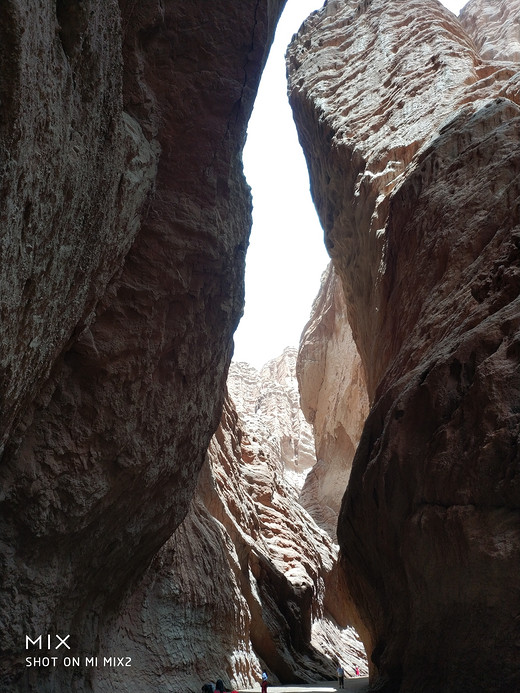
left=460, top=0, right=520, bottom=62
left=96, top=393, right=367, bottom=691
left=297, top=264, right=369, bottom=538
left=288, top=0, right=519, bottom=399
left=228, top=348, right=316, bottom=481
left=288, top=0, right=520, bottom=690
left=0, top=1, right=285, bottom=690
left=296, top=264, right=371, bottom=649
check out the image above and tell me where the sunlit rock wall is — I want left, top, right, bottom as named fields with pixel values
left=0, top=1, right=286, bottom=690
left=288, top=0, right=520, bottom=690
left=98, top=393, right=367, bottom=691
left=297, top=264, right=369, bottom=538
left=228, top=347, right=316, bottom=483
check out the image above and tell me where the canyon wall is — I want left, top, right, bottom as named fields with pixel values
left=0, top=1, right=286, bottom=690
left=297, top=264, right=369, bottom=538
left=288, top=0, right=520, bottom=691
left=228, top=347, right=316, bottom=483
left=94, top=355, right=367, bottom=691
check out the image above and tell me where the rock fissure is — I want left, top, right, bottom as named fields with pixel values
left=99, top=352, right=368, bottom=689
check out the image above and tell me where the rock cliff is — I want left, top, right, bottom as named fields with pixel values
left=297, top=264, right=369, bottom=538
left=94, top=385, right=367, bottom=691
left=288, top=0, right=520, bottom=690
left=0, top=1, right=286, bottom=690
left=228, top=347, right=316, bottom=484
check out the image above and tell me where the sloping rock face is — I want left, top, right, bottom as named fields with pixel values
left=0, top=1, right=285, bottom=690
left=461, top=0, right=520, bottom=61
left=288, top=0, right=520, bottom=691
left=297, top=264, right=369, bottom=538
left=228, top=347, right=316, bottom=482
left=97, top=393, right=367, bottom=691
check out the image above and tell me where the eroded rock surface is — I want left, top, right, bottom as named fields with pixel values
left=297, top=264, right=368, bottom=538
left=461, top=0, right=520, bottom=61
left=228, top=347, right=316, bottom=484
left=288, top=0, right=520, bottom=690
left=98, top=391, right=367, bottom=691
left=0, top=1, right=285, bottom=690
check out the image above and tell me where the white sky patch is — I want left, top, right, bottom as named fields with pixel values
left=232, top=0, right=470, bottom=369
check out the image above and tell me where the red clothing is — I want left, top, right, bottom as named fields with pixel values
left=261, top=681, right=268, bottom=693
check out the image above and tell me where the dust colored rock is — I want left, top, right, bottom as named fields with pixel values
left=229, top=347, right=316, bottom=483
left=288, top=0, right=520, bottom=690
left=297, top=264, right=369, bottom=538
left=97, top=391, right=367, bottom=691
left=0, top=1, right=286, bottom=690
left=460, top=0, right=520, bottom=61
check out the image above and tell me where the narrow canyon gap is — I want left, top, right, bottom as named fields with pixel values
left=1, top=0, right=519, bottom=692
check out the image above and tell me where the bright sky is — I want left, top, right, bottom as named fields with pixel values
left=232, top=0, right=469, bottom=368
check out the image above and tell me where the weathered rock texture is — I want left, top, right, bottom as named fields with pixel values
left=297, top=264, right=369, bottom=538
left=0, top=1, right=286, bottom=690
left=288, top=0, right=520, bottom=691
left=228, top=347, right=316, bottom=484
left=461, top=0, right=520, bottom=62
left=94, top=391, right=367, bottom=691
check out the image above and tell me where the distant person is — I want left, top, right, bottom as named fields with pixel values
left=355, top=665, right=360, bottom=676
left=337, top=663, right=344, bottom=688
left=261, top=671, right=268, bottom=693
left=215, top=679, right=225, bottom=692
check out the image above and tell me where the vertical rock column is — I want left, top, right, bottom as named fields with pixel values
left=288, top=0, right=520, bottom=690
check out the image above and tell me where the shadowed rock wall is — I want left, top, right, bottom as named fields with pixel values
left=288, top=0, right=520, bottom=690
left=0, top=1, right=285, bottom=690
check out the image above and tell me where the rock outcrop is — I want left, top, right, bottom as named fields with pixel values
left=461, top=0, right=520, bottom=62
left=297, top=264, right=369, bottom=538
left=0, top=1, right=286, bottom=690
left=94, top=388, right=367, bottom=691
left=228, top=347, right=316, bottom=484
left=288, top=0, right=520, bottom=690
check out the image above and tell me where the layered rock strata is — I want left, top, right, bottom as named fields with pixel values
left=297, top=264, right=369, bottom=538
left=96, top=393, right=367, bottom=691
left=0, top=1, right=285, bottom=690
left=228, top=347, right=316, bottom=485
left=288, top=0, right=520, bottom=691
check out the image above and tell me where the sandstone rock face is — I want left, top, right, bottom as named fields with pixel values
left=461, top=0, right=520, bottom=62
left=228, top=347, right=316, bottom=484
left=297, top=264, right=369, bottom=538
left=0, top=1, right=285, bottom=690
left=0, top=0, right=157, bottom=451
left=97, top=391, right=367, bottom=691
left=288, top=0, right=520, bottom=690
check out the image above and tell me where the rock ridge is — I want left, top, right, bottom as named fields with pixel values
left=297, top=264, right=369, bottom=539
left=228, top=347, right=316, bottom=485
